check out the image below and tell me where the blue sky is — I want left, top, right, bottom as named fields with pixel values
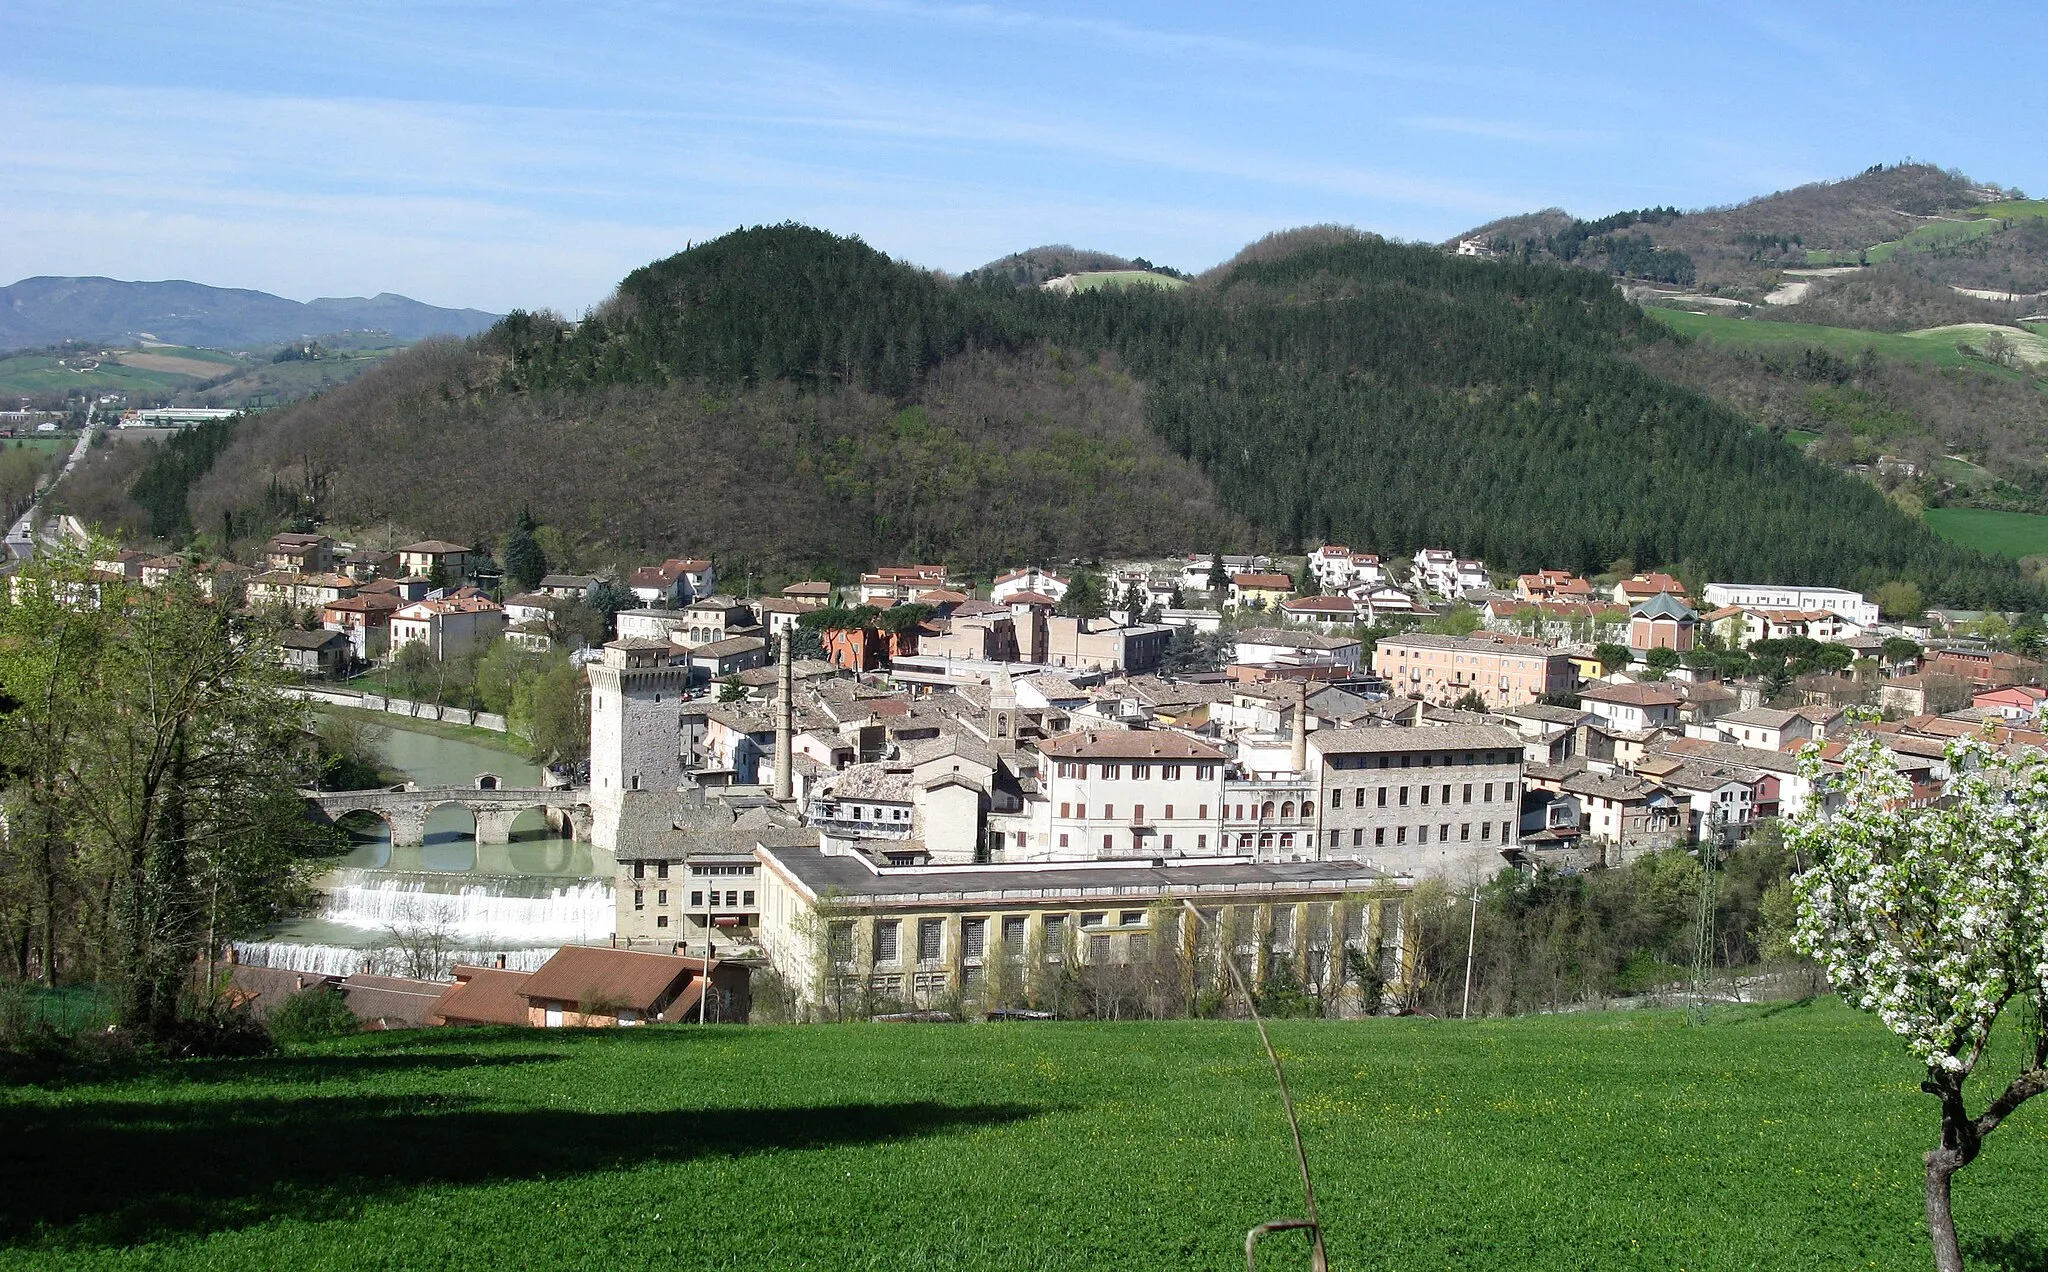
left=3, top=1, right=2040, bottom=315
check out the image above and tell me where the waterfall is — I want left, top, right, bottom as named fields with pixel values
left=319, top=872, right=615, bottom=944
left=231, top=941, right=560, bottom=977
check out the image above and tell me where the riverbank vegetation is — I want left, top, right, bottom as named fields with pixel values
left=0, top=546, right=342, bottom=1039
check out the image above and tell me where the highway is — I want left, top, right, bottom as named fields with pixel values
left=5, top=400, right=100, bottom=563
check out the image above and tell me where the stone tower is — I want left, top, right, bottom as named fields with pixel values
left=586, top=639, right=686, bottom=851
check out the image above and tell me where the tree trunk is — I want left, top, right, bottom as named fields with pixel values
left=1924, top=1147, right=1964, bottom=1272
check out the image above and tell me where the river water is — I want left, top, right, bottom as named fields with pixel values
left=234, top=717, right=616, bottom=976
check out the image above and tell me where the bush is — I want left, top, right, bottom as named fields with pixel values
left=268, top=987, right=360, bottom=1044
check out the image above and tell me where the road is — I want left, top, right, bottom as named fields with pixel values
left=6, top=400, right=100, bottom=563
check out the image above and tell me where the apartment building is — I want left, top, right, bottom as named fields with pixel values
left=1312, top=724, right=1525, bottom=881
left=1038, top=728, right=1226, bottom=858
left=1702, top=583, right=1879, bottom=628
left=1371, top=633, right=1574, bottom=707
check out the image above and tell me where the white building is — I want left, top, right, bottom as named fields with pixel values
left=1411, top=550, right=1488, bottom=599
left=990, top=567, right=1071, bottom=603
left=1038, top=728, right=1227, bottom=859
left=388, top=595, right=505, bottom=660
left=1701, top=584, right=1880, bottom=629
left=1307, top=546, right=1386, bottom=591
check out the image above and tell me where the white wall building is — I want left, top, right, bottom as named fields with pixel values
left=1038, top=728, right=1227, bottom=859
left=1702, top=583, right=1880, bottom=629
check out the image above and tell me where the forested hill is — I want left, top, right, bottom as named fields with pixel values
left=98, top=224, right=2039, bottom=605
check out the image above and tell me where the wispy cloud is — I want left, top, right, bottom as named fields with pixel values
left=1405, top=116, right=1609, bottom=147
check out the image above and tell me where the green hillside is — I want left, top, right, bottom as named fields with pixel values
left=1647, top=307, right=2030, bottom=375
left=1924, top=506, right=2048, bottom=558
left=80, top=224, right=2041, bottom=605
left=3, top=1004, right=2040, bottom=1269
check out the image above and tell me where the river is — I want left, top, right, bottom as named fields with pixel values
left=233, top=716, right=616, bottom=977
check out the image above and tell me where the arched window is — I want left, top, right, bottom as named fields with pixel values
left=1261, top=801, right=1275, bottom=819
left=1280, top=801, right=1295, bottom=819
left=1302, top=800, right=1316, bottom=818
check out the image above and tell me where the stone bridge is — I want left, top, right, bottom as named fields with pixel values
left=306, top=781, right=594, bottom=847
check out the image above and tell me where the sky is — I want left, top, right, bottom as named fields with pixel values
left=3, top=0, right=2042, bottom=315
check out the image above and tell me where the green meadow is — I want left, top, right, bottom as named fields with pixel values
left=1924, top=506, right=2048, bottom=559
left=3, top=1001, right=2042, bottom=1270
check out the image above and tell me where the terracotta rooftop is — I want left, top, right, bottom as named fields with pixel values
left=518, top=946, right=712, bottom=1013
left=434, top=966, right=535, bottom=1026
left=1037, top=728, right=1226, bottom=761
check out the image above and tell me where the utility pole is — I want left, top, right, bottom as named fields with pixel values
left=1460, top=884, right=1480, bottom=1020
left=1690, top=808, right=1722, bottom=1026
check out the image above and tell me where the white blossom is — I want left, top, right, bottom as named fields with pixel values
left=1787, top=736, right=2048, bottom=1074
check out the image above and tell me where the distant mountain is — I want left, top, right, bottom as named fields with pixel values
left=54, top=223, right=2036, bottom=611
left=962, top=245, right=1142, bottom=288
left=0, top=276, right=501, bottom=351
left=1449, top=162, right=2045, bottom=329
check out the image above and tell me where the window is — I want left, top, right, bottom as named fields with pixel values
left=917, top=919, right=943, bottom=963
left=1279, top=832, right=1294, bottom=848
left=1280, top=801, right=1294, bottom=818
left=689, top=890, right=703, bottom=907
left=1197, top=834, right=1208, bottom=849
left=1081, top=911, right=1106, bottom=927
left=1396, top=826, right=1408, bottom=844
left=1439, top=824, right=1450, bottom=842
left=1102, top=763, right=1121, bottom=780
left=633, top=889, right=644, bottom=911
left=1101, top=835, right=1113, bottom=853
left=1197, top=764, right=1215, bottom=779
left=657, top=889, right=668, bottom=905
left=1420, top=786, right=1430, bottom=806
left=1399, top=786, right=1409, bottom=806
left=742, top=890, right=755, bottom=907
left=1163, top=805, right=1174, bottom=820
left=1043, top=915, right=1066, bottom=958
left=1163, top=834, right=1174, bottom=851
left=1374, top=788, right=1385, bottom=807
left=656, top=915, right=669, bottom=928
left=1351, top=828, right=1363, bottom=847
left=1120, top=910, right=1144, bottom=926
left=1076, top=804, right=1087, bottom=819
left=962, top=918, right=986, bottom=959
left=633, top=862, right=646, bottom=881
left=1060, top=802, right=1070, bottom=818
left=1001, top=915, right=1026, bottom=952
left=1441, top=785, right=1451, bottom=804
left=1089, top=934, right=1111, bottom=963
left=1058, top=833, right=1070, bottom=848
left=1104, top=804, right=1115, bottom=820
left=1261, top=801, right=1275, bottom=819
left=657, top=862, right=670, bottom=881
left=828, top=922, right=854, bottom=965
left=1481, top=822, right=1492, bottom=841
left=1329, top=830, right=1341, bottom=848
left=1239, top=833, right=1253, bottom=848
left=1484, top=783, right=1494, bottom=802
left=1375, top=827, right=1386, bottom=846
left=1133, top=805, right=1145, bottom=822
left=1463, top=783, right=1472, bottom=803
left=875, top=921, right=900, bottom=963
left=1503, top=821, right=1514, bottom=842
left=1163, top=764, right=1181, bottom=779
left=1460, top=823, right=1471, bottom=841
left=1133, top=763, right=1151, bottom=779
left=1014, top=831, right=1026, bottom=847
left=1199, top=804, right=1209, bottom=819
left=1302, top=801, right=1315, bottom=817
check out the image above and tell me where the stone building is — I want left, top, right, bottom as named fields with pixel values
left=752, top=841, right=1411, bottom=1015
left=588, top=639, right=687, bottom=851
left=1312, top=723, right=1525, bottom=881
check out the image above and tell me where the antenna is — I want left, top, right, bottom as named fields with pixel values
left=1183, top=901, right=1329, bottom=1272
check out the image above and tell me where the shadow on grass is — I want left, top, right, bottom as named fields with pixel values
left=1, top=1094, right=1040, bottom=1250
left=161, top=1049, right=565, bottom=1085
left=1968, top=1230, right=2048, bottom=1272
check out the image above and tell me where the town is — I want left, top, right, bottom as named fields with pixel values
left=48, top=517, right=2024, bottom=1031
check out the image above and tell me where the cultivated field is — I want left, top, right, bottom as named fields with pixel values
left=1924, top=506, right=2048, bottom=558
left=3, top=1001, right=2041, bottom=1269
left=1045, top=270, right=1189, bottom=293
left=1649, top=308, right=2039, bottom=379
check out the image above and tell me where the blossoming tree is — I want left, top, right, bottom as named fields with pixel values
left=1786, top=736, right=2047, bottom=1272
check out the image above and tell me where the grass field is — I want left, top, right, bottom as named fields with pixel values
left=1782, top=428, right=1821, bottom=448
left=3, top=1001, right=2042, bottom=1269
left=1058, top=270, right=1189, bottom=292
left=1924, top=506, right=2048, bottom=558
left=1648, top=307, right=2038, bottom=380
